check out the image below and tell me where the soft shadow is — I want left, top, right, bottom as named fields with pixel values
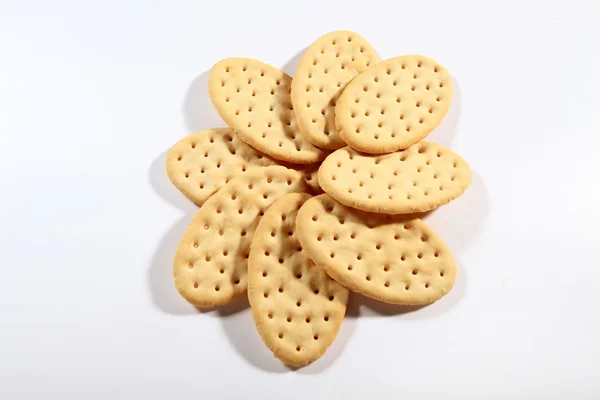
left=148, top=215, right=200, bottom=315
left=281, top=48, right=306, bottom=77
left=423, top=171, right=489, bottom=252
left=218, top=298, right=289, bottom=373
left=148, top=150, right=200, bottom=314
left=182, top=70, right=227, bottom=133
left=149, top=150, right=199, bottom=212
left=220, top=293, right=358, bottom=374
left=427, top=77, right=461, bottom=148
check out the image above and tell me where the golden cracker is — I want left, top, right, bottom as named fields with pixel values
left=291, top=31, right=378, bottom=150
left=296, top=194, right=456, bottom=305
left=336, top=55, right=452, bottom=153
left=248, top=193, right=348, bottom=366
left=166, top=128, right=277, bottom=206
left=209, top=58, right=328, bottom=164
left=173, top=166, right=309, bottom=307
left=318, top=142, right=471, bottom=214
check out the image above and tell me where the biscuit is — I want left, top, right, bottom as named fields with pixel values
left=318, top=142, right=471, bottom=214
left=166, top=128, right=277, bottom=206
left=248, top=193, right=348, bottom=366
left=173, top=166, right=309, bottom=307
left=296, top=194, right=456, bottom=305
left=291, top=31, right=378, bottom=150
left=335, top=55, right=452, bottom=153
left=208, top=58, right=328, bottom=164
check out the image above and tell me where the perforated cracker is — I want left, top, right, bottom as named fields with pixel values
left=318, top=142, right=471, bottom=214
left=248, top=193, right=348, bottom=366
left=291, top=31, right=378, bottom=150
left=336, top=55, right=452, bottom=154
left=166, top=128, right=278, bottom=206
left=209, top=58, right=328, bottom=164
left=296, top=195, right=456, bottom=305
left=173, top=166, right=309, bottom=307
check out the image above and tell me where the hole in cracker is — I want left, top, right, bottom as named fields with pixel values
left=296, top=346, right=301, bottom=352
left=440, top=271, right=444, bottom=277
left=425, top=283, right=430, bottom=288
left=357, top=254, right=362, bottom=260
left=296, top=273, right=302, bottom=279
left=287, top=316, right=292, bottom=323
left=268, top=313, right=273, bottom=319
left=264, top=292, right=269, bottom=298
left=366, top=275, right=371, bottom=281
left=278, top=333, right=283, bottom=338
left=193, top=283, right=198, bottom=289
left=324, top=316, right=329, bottom=322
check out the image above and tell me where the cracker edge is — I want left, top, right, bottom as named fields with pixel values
left=335, top=55, right=453, bottom=154
left=317, top=143, right=472, bottom=214
left=295, top=194, right=457, bottom=305
left=208, top=57, right=328, bottom=164
left=291, top=30, right=379, bottom=150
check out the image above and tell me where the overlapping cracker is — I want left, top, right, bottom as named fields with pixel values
left=296, top=194, right=456, bottom=305
left=248, top=193, right=348, bottom=366
left=336, top=55, right=452, bottom=153
left=209, top=58, right=328, bottom=164
left=166, top=128, right=277, bottom=206
left=291, top=31, right=378, bottom=150
left=318, top=142, right=471, bottom=214
left=173, top=166, right=309, bottom=307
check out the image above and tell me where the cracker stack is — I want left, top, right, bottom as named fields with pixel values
left=164, top=31, right=472, bottom=367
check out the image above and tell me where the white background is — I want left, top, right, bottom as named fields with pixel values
left=1, top=0, right=599, bottom=398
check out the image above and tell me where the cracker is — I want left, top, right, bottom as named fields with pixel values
left=173, top=166, right=309, bottom=307
left=166, top=128, right=321, bottom=205
left=296, top=194, right=456, bottom=305
left=166, top=128, right=278, bottom=206
left=318, top=142, right=471, bottom=214
left=291, top=31, right=378, bottom=150
left=248, top=193, right=348, bottom=366
left=294, top=164, right=323, bottom=195
left=209, top=58, right=328, bottom=164
left=335, top=55, right=452, bottom=154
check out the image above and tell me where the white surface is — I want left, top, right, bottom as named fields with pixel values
left=1, top=1, right=599, bottom=398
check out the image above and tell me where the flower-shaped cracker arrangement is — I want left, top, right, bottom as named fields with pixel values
left=164, top=30, right=471, bottom=367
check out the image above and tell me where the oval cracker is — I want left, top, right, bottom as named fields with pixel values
left=173, top=166, right=309, bottom=307
left=166, top=128, right=277, bottom=206
left=296, top=195, right=456, bottom=305
left=248, top=193, right=348, bottom=366
left=209, top=58, right=328, bottom=164
left=291, top=30, right=378, bottom=150
left=336, top=55, right=452, bottom=153
left=318, top=142, right=471, bottom=214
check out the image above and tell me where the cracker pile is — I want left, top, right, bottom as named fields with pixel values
left=165, top=31, right=472, bottom=367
